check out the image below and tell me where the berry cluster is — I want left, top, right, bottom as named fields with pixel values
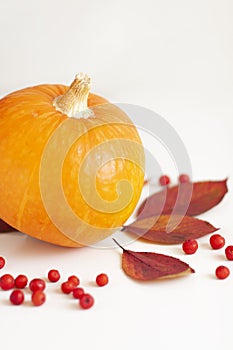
left=0, top=261, right=108, bottom=309
left=159, top=173, right=191, bottom=187
left=157, top=173, right=231, bottom=280
left=181, top=234, right=233, bottom=279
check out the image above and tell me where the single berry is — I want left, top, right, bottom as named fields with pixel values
left=0, top=274, right=14, bottom=290
left=31, top=291, right=46, bottom=306
left=79, top=293, right=94, bottom=309
left=73, top=287, right=85, bottom=299
left=29, top=278, right=46, bottom=292
left=209, top=234, right=225, bottom=250
left=96, top=273, right=109, bottom=287
left=182, top=239, right=198, bottom=254
left=215, top=266, right=230, bottom=279
left=48, top=269, right=60, bottom=283
left=10, top=290, right=24, bottom=305
left=159, top=175, right=170, bottom=186
left=225, top=245, right=233, bottom=261
left=178, top=174, right=190, bottom=183
left=15, top=274, right=28, bottom=289
left=68, top=275, right=80, bottom=286
left=61, top=281, right=76, bottom=294
left=0, top=256, right=5, bottom=269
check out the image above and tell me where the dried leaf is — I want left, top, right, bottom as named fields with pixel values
left=0, top=219, right=16, bottom=233
left=137, top=179, right=228, bottom=218
left=123, top=215, right=219, bottom=244
left=113, top=239, right=194, bottom=280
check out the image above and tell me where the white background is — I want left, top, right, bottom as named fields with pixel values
left=0, top=1, right=233, bottom=349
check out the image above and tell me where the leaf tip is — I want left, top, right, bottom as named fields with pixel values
left=224, top=177, right=229, bottom=191
left=222, top=177, right=228, bottom=184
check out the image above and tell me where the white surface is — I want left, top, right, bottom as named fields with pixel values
left=0, top=1, right=233, bottom=349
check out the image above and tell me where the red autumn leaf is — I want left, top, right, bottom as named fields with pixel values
left=137, top=179, right=228, bottom=219
left=113, top=239, right=194, bottom=280
left=0, top=219, right=16, bottom=233
left=123, top=215, right=219, bottom=244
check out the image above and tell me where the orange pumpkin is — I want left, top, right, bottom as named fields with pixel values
left=0, top=73, right=144, bottom=247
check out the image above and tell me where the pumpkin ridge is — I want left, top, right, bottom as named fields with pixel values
left=16, top=161, right=38, bottom=229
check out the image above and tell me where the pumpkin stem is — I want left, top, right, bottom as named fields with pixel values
left=53, top=73, right=92, bottom=118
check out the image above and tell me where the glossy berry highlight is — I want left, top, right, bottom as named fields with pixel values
left=73, top=287, right=85, bottom=299
left=209, top=234, right=225, bottom=250
left=96, top=273, right=109, bottom=287
left=68, top=275, right=80, bottom=286
left=79, top=293, right=94, bottom=309
left=48, top=269, right=60, bottom=283
left=0, top=274, right=14, bottom=290
left=215, top=266, right=230, bottom=279
left=15, top=274, right=28, bottom=289
left=182, top=240, right=198, bottom=254
left=159, top=175, right=170, bottom=186
left=29, top=278, right=46, bottom=292
left=0, top=256, right=5, bottom=269
left=61, top=281, right=76, bottom=294
left=31, top=291, right=46, bottom=306
left=10, top=290, right=24, bottom=305
left=225, top=246, right=233, bottom=260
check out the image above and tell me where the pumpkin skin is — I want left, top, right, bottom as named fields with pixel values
left=0, top=80, right=144, bottom=247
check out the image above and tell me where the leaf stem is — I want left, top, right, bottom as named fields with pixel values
left=112, top=238, right=126, bottom=251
